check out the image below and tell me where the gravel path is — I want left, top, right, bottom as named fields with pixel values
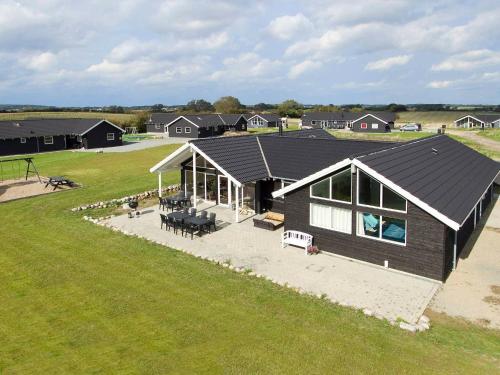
left=447, top=130, right=500, bottom=153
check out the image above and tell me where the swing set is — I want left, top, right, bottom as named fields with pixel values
left=0, top=157, right=41, bottom=184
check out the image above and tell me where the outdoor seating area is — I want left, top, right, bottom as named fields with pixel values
left=158, top=192, right=217, bottom=239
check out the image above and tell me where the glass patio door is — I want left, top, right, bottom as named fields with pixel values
left=218, top=175, right=230, bottom=206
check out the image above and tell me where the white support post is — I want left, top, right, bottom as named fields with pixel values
left=158, top=172, right=162, bottom=197
left=452, top=230, right=458, bottom=270
left=474, top=206, right=477, bottom=228
left=235, top=185, right=239, bottom=223
left=193, top=151, right=197, bottom=208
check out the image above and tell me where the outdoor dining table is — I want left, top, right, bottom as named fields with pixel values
left=184, top=216, right=210, bottom=239
left=45, top=176, right=74, bottom=190
left=166, top=211, right=190, bottom=221
left=169, top=195, right=190, bottom=208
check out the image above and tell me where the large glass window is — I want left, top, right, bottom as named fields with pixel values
left=310, top=169, right=351, bottom=202
left=357, top=212, right=406, bottom=245
left=382, top=186, right=406, bottom=211
left=311, top=178, right=330, bottom=199
left=358, top=170, right=380, bottom=206
left=310, top=203, right=352, bottom=234
left=357, top=170, right=406, bottom=212
left=331, top=169, right=351, bottom=202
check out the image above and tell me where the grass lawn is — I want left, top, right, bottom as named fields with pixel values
left=0, top=147, right=499, bottom=373
left=396, top=111, right=469, bottom=126
left=0, top=111, right=134, bottom=125
left=476, top=129, right=500, bottom=142
left=123, top=133, right=155, bottom=142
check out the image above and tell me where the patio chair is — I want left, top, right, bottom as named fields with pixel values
left=158, top=197, right=165, bottom=210
left=160, top=213, right=168, bottom=230
left=172, top=217, right=183, bottom=235
left=207, top=212, right=217, bottom=233
left=182, top=207, right=189, bottom=214
left=199, top=210, right=208, bottom=220
left=189, top=208, right=197, bottom=217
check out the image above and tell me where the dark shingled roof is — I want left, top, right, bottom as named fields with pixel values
left=191, top=135, right=269, bottom=183
left=217, top=114, right=245, bottom=125
left=248, top=113, right=280, bottom=122
left=259, top=137, right=398, bottom=180
left=149, top=113, right=180, bottom=124
left=0, top=118, right=117, bottom=140
left=263, top=128, right=335, bottom=139
left=302, top=111, right=396, bottom=123
left=357, top=135, right=500, bottom=225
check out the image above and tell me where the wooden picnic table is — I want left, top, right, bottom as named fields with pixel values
left=45, top=176, right=74, bottom=190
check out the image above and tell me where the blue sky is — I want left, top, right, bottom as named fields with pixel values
left=1, top=0, right=499, bottom=106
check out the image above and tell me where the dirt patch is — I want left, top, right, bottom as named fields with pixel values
left=0, top=177, right=77, bottom=203
left=491, top=285, right=500, bottom=295
left=485, top=226, right=500, bottom=234
left=483, top=296, right=500, bottom=306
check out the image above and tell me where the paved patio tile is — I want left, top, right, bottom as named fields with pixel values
left=103, top=202, right=440, bottom=324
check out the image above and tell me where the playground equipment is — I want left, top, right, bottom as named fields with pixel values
left=0, top=157, right=41, bottom=183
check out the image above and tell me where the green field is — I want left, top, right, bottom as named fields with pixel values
left=331, top=130, right=435, bottom=142
left=477, top=129, right=500, bottom=142
left=0, top=111, right=135, bottom=126
left=0, top=146, right=499, bottom=373
left=395, top=111, right=469, bottom=126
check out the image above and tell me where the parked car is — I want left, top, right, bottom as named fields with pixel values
left=400, top=123, right=421, bottom=132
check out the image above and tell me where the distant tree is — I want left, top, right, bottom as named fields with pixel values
left=253, top=102, right=276, bottom=111
left=151, top=104, right=164, bottom=112
left=214, top=96, right=244, bottom=113
left=277, top=99, right=303, bottom=118
left=105, top=105, right=125, bottom=113
left=185, top=99, right=214, bottom=112
left=387, top=103, right=407, bottom=112
left=311, top=105, right=341, bottom=112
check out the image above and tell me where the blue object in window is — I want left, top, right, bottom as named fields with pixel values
left=382, top=223, right=406, bottom=242
left=363, top=213, right=379, bottom=230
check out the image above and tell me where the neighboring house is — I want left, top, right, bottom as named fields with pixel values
left=151, top=130, right=498, bottom=281
left=247, top=114, right=281, bottom=128
left=164, top=114, right=247, bottom=138
left=148, top=113, right=247, bottom=137
left=146, top=113, right=180, bottom=133
left=301, top=111, right=396, bottom=132
left=301, top=112, right=360, bottom=129
left=351, top=112, right=396, bottom=133
left=0, top=119, right=124, bottom=156
left=454, top=114, right=500, bottom=128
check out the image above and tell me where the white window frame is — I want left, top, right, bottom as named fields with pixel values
left=356, top=169, right=407, bottom=213
left=310, top=203, right=352, bottom=234
left=310, top=169, right=352, bottom=204
left=371, top=123, right=379, bottom=129
left=155, top=124, right=161, bottom=129
left=185, top=127, right=191, bottom=134
left=175, top=127, right=182, bottom=134
left=107, top=133, right=115, bottom=141
left=356, top=211, right=407, bottom=246
left=43, top=136, right=53, bottom=145
left=20, top=137, right=26, bottom=144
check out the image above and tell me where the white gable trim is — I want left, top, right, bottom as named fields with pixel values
left=453, top=115, right=485, bottom=124
left=352, top=113, right=389, bottom=125
left=272, top=159, right=351, bottom=198
left=149, top=143, right=191, bottom=173
left=352, top=159, right=461, bottom=230
left=149, top=142, right=242, bottom=187
left=247, top=114, right=267, bottom=123
left=80, top=120, right=125, bottom=136
left=165, top=116, right=199, bottom=128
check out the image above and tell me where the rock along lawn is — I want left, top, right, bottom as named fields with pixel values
left=0, top=145, right=499, bottom=374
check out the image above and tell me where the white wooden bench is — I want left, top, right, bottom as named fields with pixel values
left=282, top=230, right=313, bottom=254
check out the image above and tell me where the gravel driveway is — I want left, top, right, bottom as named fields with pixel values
left=78, top=137, right=191, bottom=152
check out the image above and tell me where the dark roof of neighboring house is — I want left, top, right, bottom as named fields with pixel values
left=259, top=137, right=399, bottom=180
left=217, top=114, right=246, bottom=125
left=357, top=135, right=499, bottom=225
left=302, top=111, right=396, bottom=123
left=455, top=114, right=500, bottom=123
left=191, top=135, right=269, bottom=183
left=149, top=113, right=180, bottom=124
left=263, top=128, right=336, bottom=139
left=248, top=113, right=280, bottom=122
left=0, top=119, right=122, bottom=140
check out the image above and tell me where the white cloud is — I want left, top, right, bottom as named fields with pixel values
left=268, top=13, right=312, bottom=40
left=432, top=49, right=500, bottom=71
left=427, top=80, right=455, bottom=89
left=365, top=55, right=411, bottom=71
left=209, top=52, right=282, bottom=81
left=335, top=80, right=385, bottom=90
left=288, top=60, right=322, bottom=79
left=23, top=52, right=58, bottom=71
